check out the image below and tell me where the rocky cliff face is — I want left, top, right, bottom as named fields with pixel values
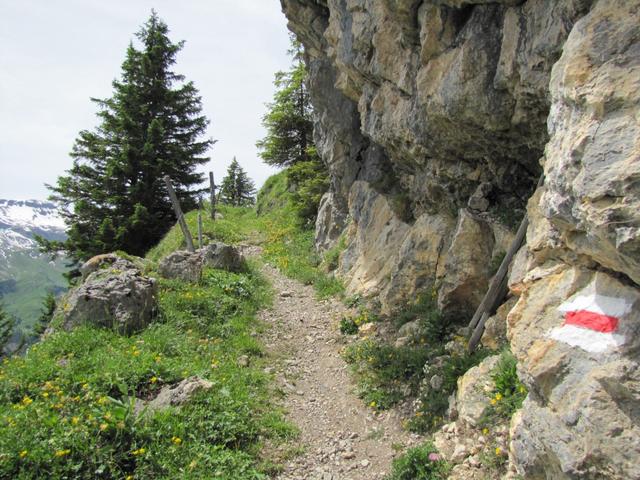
left=281, top=0, right=640, bottom=478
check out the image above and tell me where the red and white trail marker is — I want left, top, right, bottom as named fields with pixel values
left=547, top=293, right=630, bottom=353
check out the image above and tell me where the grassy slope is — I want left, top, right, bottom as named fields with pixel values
left=0, top=170, right=345, bottom=479
left=0, top=209, right=293, bottom=478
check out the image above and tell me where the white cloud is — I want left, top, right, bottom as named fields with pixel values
left=0, top=0, right=289, bottom=200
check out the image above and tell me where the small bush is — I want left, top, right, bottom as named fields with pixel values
left=393, top=294, right=450, bottom=345
left=339, top=317, right=359, bottom=335
left=409, top=348, right=491, bottom=433
left=480, top=349, right=527, bottom=426
left=386, top=443, right=450, bottom=480
left=344, top=339, right=433, bottom=410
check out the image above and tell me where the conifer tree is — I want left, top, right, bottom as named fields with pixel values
left=45, top=11, right=212, bottom=263
left=256, top=39, right=315, bottom=167
left=256, top=37, right=328, bottom=223
left=0, top=304, right=14, bottom=357
left=219, top=158, right=256, bottom=207
left=34, top=293, right=57, bottom=336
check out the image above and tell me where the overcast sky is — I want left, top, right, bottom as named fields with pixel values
left=0, top=0, right=292, bottom=200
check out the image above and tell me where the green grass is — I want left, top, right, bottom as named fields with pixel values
left=145, top=205, right=257, bottom=263
left=344, top=338, right=433, bottom=410
left=0, top=262, right=295, bottom=479
left=479, top=348, right=528, bottom=427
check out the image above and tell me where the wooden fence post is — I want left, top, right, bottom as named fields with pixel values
left=197, top=199, right=203, bottom=249
left=209, top=171, right=216, bottom=220
left=163, top=175, right=195, bottom=253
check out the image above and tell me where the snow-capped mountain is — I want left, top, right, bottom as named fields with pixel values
left=0, top=199, right=67, bottom=256
left=0, top=200, right=68, bottom=333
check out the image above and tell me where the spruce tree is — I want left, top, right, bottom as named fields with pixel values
left=256, top=37, right=328, bottom=223
left=46, top=11, right=212, bottom=263
left=0, top=304, right=14, bottom=357
left=219, top=158, right=256, bottom=207
left=256, top=39, right=315, bottom=167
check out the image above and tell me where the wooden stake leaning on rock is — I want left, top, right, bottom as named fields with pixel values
left=467, top=174, right=544, bottom=352
left=209, top=171, right=216, bottom=221
left=163, top=175, right=195, bottom=253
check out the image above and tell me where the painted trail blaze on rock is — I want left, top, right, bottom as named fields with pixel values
left=548, top=293, right=630, bottom=353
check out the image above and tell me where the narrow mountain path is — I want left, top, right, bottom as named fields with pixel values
left=255, top=261, right=420, bottom=480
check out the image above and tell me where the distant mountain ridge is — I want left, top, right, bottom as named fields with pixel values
left=0, top=199, right=67, bottom=256
left=0, top=199, right=68, bottom=333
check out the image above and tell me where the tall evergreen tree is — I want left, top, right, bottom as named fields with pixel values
left=45, top=11, right=212, bottom=263
left=219, top=158, right=256, bottom=207
left=256, top=37, right=328, bottom=224
left=256, top=39, right=315, bottom=167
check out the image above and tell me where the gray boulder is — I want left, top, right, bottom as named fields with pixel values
left=200, top=242, right=244, bottom=272
left=54, top=256, right=157, bottom=334
left=158, top=250, right=203, bottom=282
left=157, top=242, right=244, bottom=283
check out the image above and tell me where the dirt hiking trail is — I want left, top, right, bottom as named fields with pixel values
left=257, top=262, right=420, bottom=480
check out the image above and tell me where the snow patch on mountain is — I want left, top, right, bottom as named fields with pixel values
left=0, top=199, right=67, bottom=256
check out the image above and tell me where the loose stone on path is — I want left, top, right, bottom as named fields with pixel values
left=257, top=264, right=419, bottom=480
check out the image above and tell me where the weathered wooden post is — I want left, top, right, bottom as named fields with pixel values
left=467, top=174, right=545, bottom=352
left=163, top=175, right=195, bottom=253
left=197, top=199, right=203, bottom=249
left=209, top=171, right=216, bottom=220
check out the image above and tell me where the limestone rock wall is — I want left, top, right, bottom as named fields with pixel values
left=282, top=0, right=640, bottom=477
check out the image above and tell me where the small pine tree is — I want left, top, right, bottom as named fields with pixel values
left=44, top=10, right=212, bottom=265
left=219, top=158, right=257, bottom=207
left=0, top=304, right=15, bottom=357
left=35, top=292, right=57, bottom=336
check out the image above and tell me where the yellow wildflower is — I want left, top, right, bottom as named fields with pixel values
left=150, top=376, right=157, bottom=384
left=132, top=447, right=146, bottom=456
left=482, top=428, right=489, bottom=436
left=495, top=447, right=502, bottom=456
left=55, top=449, right=71, bottom=457
left=19, top=450, right=28, bottom=458
left=42, top=392, right=49, bottom=398
left=519, top=385, right=526, bottom=393
left=495, top=392, right=503, bottom=401
left=21, top=396, right=33, bottom=406
left=154, top=354, right=162, bottom=363
left=81, top=383, right=89, bottom=390
left=370, top=401, right=376, bottom=408
left=99, top=423, right=108, bottom=431
left=126, top=476, right=134, bottom=480
left=171, top=436, right=182, bottom=445
left=71, top=417, right=80, bottom=425
left=132, top=350, right=140, bottom=357
left=490, top=398, right=497, bottom=405
left=97, top=396, right=109, bottom=405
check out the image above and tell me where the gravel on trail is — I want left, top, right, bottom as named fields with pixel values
left=257, top=263, right=420, bottom=480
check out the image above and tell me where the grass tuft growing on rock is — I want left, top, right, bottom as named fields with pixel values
left=479, top=348, right=528, bottom=427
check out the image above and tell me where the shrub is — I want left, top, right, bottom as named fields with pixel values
left=480, top=349, right=527, bottom=426
left=386, top=443, right=450, bottom=480
left=344, top=339, right=433, bottom=410
left=409, top=347, right=491, bottom=433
